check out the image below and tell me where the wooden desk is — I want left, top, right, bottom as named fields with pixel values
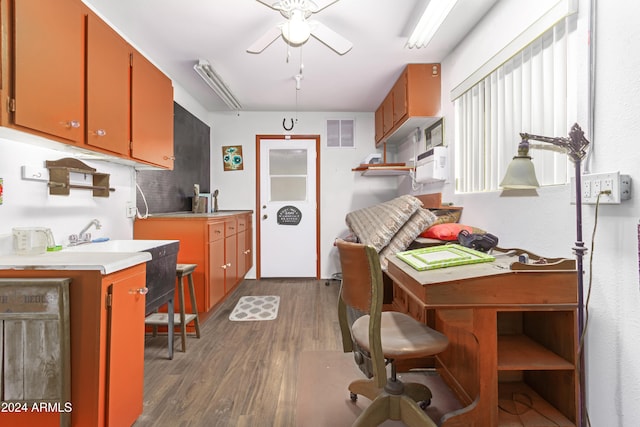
left=386, top=252, right=579, bottom=427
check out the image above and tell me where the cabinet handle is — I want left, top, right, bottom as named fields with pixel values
left=66, top=120, right=81, bottom=129
left=92, top=129, right=107, bottom=137
left=130, top=287, right=148, bottom=295
left=163, top=155, right=176, bottom=160
left=226, top=263, right=232, bottom=267
left=221, top=264, right=227, bottom=269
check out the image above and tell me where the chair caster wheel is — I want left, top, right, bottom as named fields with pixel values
left=419, top=399, right=431, bottom=410
left=350, top=392, right=358, bottom=402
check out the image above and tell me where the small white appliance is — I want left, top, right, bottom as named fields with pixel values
left=12, top=227, right=55, bottom=255
left=415, top=146, right=448, bottom=183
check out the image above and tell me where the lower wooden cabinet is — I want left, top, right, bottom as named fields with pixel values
left=134, top=211, right=253, bottom=316
left=0, top=265, right=147, bottom=427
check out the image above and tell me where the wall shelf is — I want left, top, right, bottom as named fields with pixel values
left=352, top=163, right=413, bottom=176
left=45, top=157, right=114, bottom=197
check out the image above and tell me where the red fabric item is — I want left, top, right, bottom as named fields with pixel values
left=420, top=223, right=474, bottom=241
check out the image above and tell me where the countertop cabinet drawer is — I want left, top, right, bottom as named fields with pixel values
left=225, top=219, right=237, bottom=237
left=208, top=222, right=225, bottom=242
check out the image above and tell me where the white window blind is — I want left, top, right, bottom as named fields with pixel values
left=454, top=18, right=576, bottom=193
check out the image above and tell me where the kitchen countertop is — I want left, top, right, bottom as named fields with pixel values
left=142, top=210, right=252, bottom=219
left=0, top=239, right=178, bottom=275
left=0, top=251, right=151, bottom=275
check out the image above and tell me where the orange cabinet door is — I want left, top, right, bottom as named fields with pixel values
left=382, top=93, right=393, bottom=135
left=374, top=104, right=384, bottom=143
left=85, top=11, right=130, bottom=155
left=12, top=0, right=84, bottom=143
left=105, top=269, right=146, bottom=427
left=392, top=71, right=408, bottom=123
left=208, top=237, right=226, bottom=309
left=131, top=50, right=174, bottom=169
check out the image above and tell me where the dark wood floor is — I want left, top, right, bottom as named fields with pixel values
left=134, top=278, right=344, bottom=427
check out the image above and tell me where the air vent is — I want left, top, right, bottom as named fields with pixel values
left=327, top=119, right=354, bottom=148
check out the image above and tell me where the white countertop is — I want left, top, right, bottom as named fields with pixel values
left=0, top=251, right=151, bottom=275
left=0, top=239, right=178, bottom=275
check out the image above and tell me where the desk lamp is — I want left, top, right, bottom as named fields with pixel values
left=500, top=122, right=589, bottom=426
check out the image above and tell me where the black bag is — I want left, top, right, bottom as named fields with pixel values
left=457, top=229, right=499, bottom=252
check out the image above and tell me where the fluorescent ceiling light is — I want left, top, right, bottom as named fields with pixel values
left=407, top=0, right=459, bottom=49
left=193, top=59, right=242, bottom=111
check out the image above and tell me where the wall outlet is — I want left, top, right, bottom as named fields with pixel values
left=572, top=172, right=632, bottom=204
left=126, top=202, right=137, bottom=218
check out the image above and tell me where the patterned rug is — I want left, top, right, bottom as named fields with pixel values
left=229, top=295, right=280, bottom=321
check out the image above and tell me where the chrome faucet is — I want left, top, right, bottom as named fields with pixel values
left=69, top=219, right=102, bottom=245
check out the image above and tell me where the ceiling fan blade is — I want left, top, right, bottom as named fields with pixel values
left=247, top=25, right=283, bottom=53
left=255, top=0, right=279, bottom=10
left=309, top=20, right=352, bottom=55
left=308, top=0, right=340, bottom=13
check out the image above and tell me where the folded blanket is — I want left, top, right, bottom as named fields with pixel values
left=345, top=195, right=437, bottom=268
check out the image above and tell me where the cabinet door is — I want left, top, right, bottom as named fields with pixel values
left=237, top=229, right=247, bottom=279
left=382, top=93, right=393, bottom=134
left=208, top=238, right=226, bottom=309
left=245, top=216, right=253, bottom=273
left=225, top=234, right=238, bottom=293
left=392, top=71, right=408, bottom=123
left=131, top=51, right=174, bottom=169
left=86, top=12, right=130, bottom=155
left=105, top=270, right=146, bottom=427
left=374, top=105, right=384, bottom=143
left=13, top=0, right=84, bottom=143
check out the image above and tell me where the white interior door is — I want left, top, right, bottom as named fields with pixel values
left=259, top=137, right=317, bottom=277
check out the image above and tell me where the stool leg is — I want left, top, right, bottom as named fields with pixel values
left=167, top=297, right=174, bottom=360
left=177, top=275, right=187, bottom=352
left=187, top=272, right=201, bottom=338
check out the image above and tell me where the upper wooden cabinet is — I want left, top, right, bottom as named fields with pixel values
left=374, top=63, right=441, bottom=147
left=131, top=50, right=175, bottom=169
left=1, top=0, right=174, bottom=169
left=9, top=0, right=85, bottom=144
left=86, top=11, right=131, bottom=156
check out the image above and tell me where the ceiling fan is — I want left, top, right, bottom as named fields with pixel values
left=247, top=0, right=353, bottom=55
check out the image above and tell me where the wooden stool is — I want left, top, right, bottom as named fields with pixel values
left=145, top=264, right=201, bottom=358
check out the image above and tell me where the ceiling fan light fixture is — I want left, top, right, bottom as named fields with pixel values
left=407, top=0, right=459, bottom=49
left=281, top=10, right=311, bottom=45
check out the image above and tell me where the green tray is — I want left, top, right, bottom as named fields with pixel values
left=395, top=244, right=495, bottom=271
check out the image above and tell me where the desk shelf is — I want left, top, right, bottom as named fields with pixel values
left=498, top=381, right=574, bottom=426
left=498, top=335, right=574, bottom=370
left=496, top=310, right=577, bottom=426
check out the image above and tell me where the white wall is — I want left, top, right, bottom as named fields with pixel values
left=397, top=0, right=640, bottom=424
left=0, top=137, right=136, bottom=253
left=209, top=111, right=399, bottom=279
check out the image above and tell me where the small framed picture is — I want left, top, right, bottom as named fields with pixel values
left=222, top=145, right=244, bottom=171
left=425, top=119, right=444, bottom=151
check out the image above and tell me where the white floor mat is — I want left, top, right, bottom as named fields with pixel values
left=229, top=295, right=280, bottom=321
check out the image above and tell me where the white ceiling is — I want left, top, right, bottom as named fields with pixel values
left=82, top=0, right=498, bottom=113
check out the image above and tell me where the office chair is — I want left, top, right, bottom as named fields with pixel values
left=336, top=239, right=449, bottom=427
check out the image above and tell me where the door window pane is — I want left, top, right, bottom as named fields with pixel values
left=270, top=177, right=307, bottom=201
left=269, top=149, right=307, bottom=175
left=269, top=148, right=308, bottom=201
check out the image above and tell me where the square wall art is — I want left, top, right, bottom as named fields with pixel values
left=222, top=145, right=243, bottom=171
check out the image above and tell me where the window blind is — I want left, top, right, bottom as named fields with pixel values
left=454, top=18, right=576, bottom=193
